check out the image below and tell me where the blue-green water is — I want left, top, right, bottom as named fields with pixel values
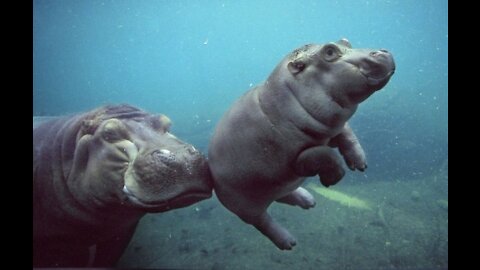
left=33, top=0, right=448, bottom=269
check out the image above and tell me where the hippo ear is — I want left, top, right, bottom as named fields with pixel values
left=287, top=60, right=306, bottom=75
left=159, top=115, right=172, bottom=132
left=150, top=114, right=172, bottom=133
left=337, top=38, right=352, bottom=48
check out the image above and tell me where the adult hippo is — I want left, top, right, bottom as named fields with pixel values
left=208, top=39, right=395, bottom=250
left=33, top=104, right=213, bottom=267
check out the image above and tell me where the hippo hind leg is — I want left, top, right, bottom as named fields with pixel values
left=252, top=212, right=297, bottom=250
left=276, top=187, right=316, bottom=209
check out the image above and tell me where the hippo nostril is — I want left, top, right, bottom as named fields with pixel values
left=151, top=149, right=176, bottom=164
left=187, top=146, right=198, bottom=155
left=159, top=149, right=171, bottom=155
left=370, top=50, right=389, bottom=58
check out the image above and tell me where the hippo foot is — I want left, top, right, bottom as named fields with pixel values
left=319, top=166, right=345, bottom=187
left=276, top=187, right=316, bottom=209
left=254, top=212, right=297, bottom=250
left=342, top=145, right=367, bottom=171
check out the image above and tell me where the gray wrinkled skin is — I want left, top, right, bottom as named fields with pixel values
left=33, top=105, right=213, bottom=267
left=208, top=39, right=395, bottom=250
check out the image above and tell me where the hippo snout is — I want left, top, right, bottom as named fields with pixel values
left=132, top=145, right=212, bottom=185
left=124, top=145, right=213, bottom=212
left=128, top=149, right=181, bottom=183
left=138, top=145, right=196, bottom=166
left=369, top=49, right=395, bottom=70
left=150, top=149, right=177, bottom=166
left=371, top=49, right=389, bottom=55
left=355, top=49, right=395, bottom=88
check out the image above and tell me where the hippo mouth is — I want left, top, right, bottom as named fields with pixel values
left=361, top=70, right=395, bottom=86
left=122, top=185, right=211, bottom=212
left=347, top=50, right=396, bottom=88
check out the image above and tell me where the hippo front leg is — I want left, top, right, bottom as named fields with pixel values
left=252, top=212, right=297, bottom=250
left=329, top=122, right=367, bottom=171
left=294, top=145, right=345, bottom=187
left=276, top=187, right=316, bottom=209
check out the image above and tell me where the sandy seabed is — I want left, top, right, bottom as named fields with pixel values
left=118, top=172, right=448, bottom=270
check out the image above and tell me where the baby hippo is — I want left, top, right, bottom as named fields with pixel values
left=208, top=39, right=395, bottom=250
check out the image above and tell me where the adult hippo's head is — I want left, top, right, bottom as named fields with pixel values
left=67, top=105, right=213, bottom=213
left=270, top=38, right=395, bottom=110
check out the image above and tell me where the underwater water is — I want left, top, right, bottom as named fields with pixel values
left=33, top=0, right=448, bottom=269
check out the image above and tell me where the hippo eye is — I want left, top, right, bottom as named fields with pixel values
left=322, top=45, right=340, bottom=62
left=101, top=119, right=128, bottom=142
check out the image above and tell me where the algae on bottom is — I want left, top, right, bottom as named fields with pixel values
left=307, top=183, right=373, bottom=211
